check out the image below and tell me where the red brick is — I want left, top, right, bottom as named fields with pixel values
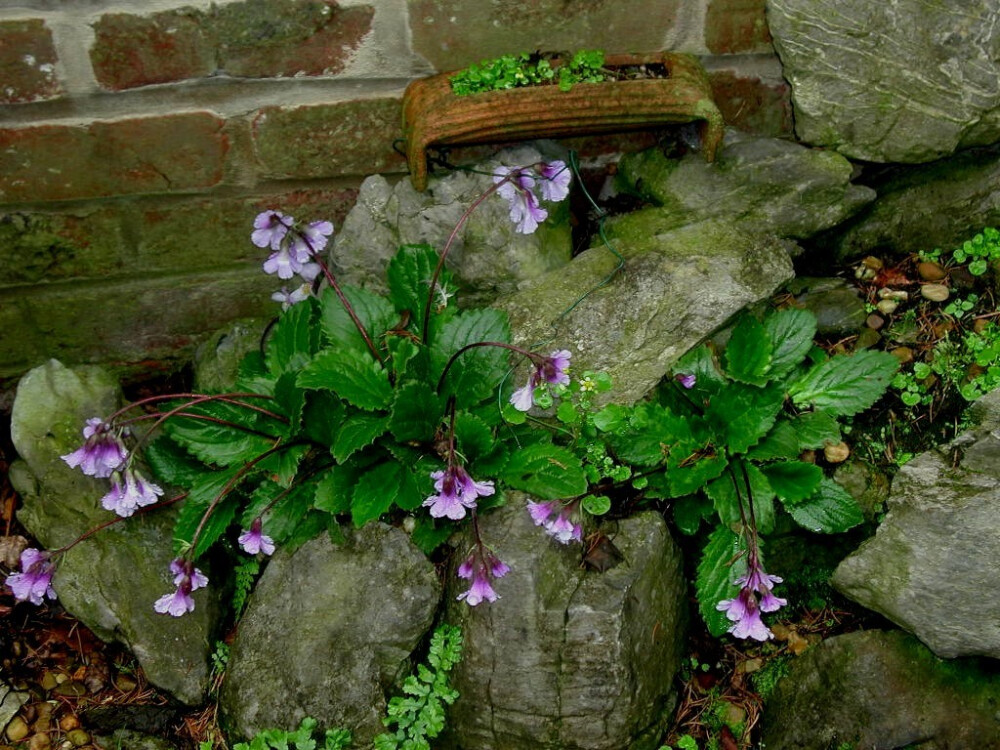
left=0, top=19, right=61, bottom=103
left=91, top=10, right=213, bottom=91
left=90, top=0, right=373, bottom=91
left=709, top=69, right=792, bottom=137
left=407, top=0, right=680, bottom=72
left=705, top=0, right=772, bottom=54
left=215, top=0, right=374, bottom=78
left=252, top=98, right=404, bottom=178
left=0, top=113, right=228, bottom=203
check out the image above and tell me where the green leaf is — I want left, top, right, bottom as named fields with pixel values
left=386, top=336, right=424, bottom=383
left=273, top=372, right=306, bottom=438
left=298, top=348, right=393, bottom=411
left=666, top=453, right=728, bottom=497
left=672, top=494, right=714, bottom=535
left=393, top=467, right=427, bottom=512
left=314, top=464, right=361, bottom=514
left=610, top=403, right=689, bottom=467
left=318, top=285, right=396, bottom=355
left=789, top=411, right=841, bottom=450
left=582, top=495, right=611, bottom=516
left=787, top=477, right=864, bottom=533
left=352, top=462, right=402, bottom=527
left=747, top=420, right=800, bottom=461
left=388, top=381, right=443, bottom=442
left=174, top=468, right=244, bottom=557
left=763, top=307, right=817, bottom=379
left=725, top=315, right=773, bottom=385
left=453, top=412, right=494, bottom=465
left=696, top=526, right=746, bottom=637
left=674, top=344, right=727, bottom=394
left=243, top=478, right=316, bottom=545
left=164, top=401, right=276, bottom=467
left=556, top=400, right=580, bottom=424
left=789, top=350, right=899, bottom=416
left=762, top=460, right=823, bottom=505
left=332, top=412, right=389, bottom=463
left=703, top=461, right=775, bottom=533
left=387, top=244, right=450, bottom=331
left=706, top=384, right=785, bottom=454
left=266, top=298, right=316, bottom=376
left=431, top=309, right=511, bottom=405
left=301, top=391, right=346, bottom=447
left=257, top=444, right=308, bottom=487
left=145, top=436, right=211, bottom=487
left=411, top=516, right=455, bottom=555
left=501, top=443, right=588, bottom=499
left=592, top=404, right=628, bottom=432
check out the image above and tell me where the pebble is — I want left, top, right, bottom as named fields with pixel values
left=824, top=441, right=851, bottom=464
left=66, top=729, right=90, bottom=747
left=920, top=283, right=950, bottom=302
left=891, top=347, right=914, bottom=365
left=866, top=313, right=884, bottom=330
left=876, top=299, right=899, bottom=315
left=53, top=682, right=86, bottom=698
left=5, top=717, right=29, bottom=742
left=917, top=260, right=947, bottom=281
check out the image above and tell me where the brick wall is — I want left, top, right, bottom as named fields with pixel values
left=0, top=0, right=790, bottom=390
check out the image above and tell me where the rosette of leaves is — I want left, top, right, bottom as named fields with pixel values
left=593, top=308, right=899, bottom=635
left=146, top=244, right=590, bottom=558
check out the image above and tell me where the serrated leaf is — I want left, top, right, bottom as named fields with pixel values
left=762, top=460, right=823, bottom=505
left=787, top=477, right=864, bottom=533
left=174, top=468, right=244, bottom=557
left=265, top=298, right=315, bottom=376
left=257, top=444, right=309, bottom=487
left=431, top=309, right=511, bottom=405
left=706, top=384, right=785, bottom=454
left=394, top=467, right=426, bottom=511
left=387, top=244, right=451, bottom=332
left=703, top=461, right=774, bottom=533
left=313, top=464, right=361, bottom=514
left=696, top=526, right=746, bottom=637
left=386, top=335, right=424, bottom=383
left=725, top=315, right=773, bottom=385
left=389, top=381, right=442, bottom=442
left=164, top=401, right=277, bottom=467
left=763, top=307, right=817, bottom=379
left=242, top=478, right=317, bottom=546
left=747, top=420, right=801, bottom=461
left=145, top=436, right=211, bottom=488
left=318, top=285, right=396, bottom=354
left=273, top=372, right=305, bottom=438
left=674, top=344, right=727, bottom=394
left=592, top=403, right=627, bottom=432
left=351, top=462, right=402, bottom=527
left=789, top=350, right=899, bottom=416
left=610, top=403, right=693, bottom=467
left=453, top=412, right=494, bottom=464
left=332, top=412, right=389, bottom=463
left=666, top=453, right=728, bottom=497
left=501, top=443, right=588, bottom=499
left=301, top=391, right=346, bottom=447
left=672, top=494, right=714, bottom=535
left=298, top=348, right=393, bottom=411
left=790, top=411, right=841, bottom=449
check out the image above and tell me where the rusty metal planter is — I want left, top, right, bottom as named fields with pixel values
left=402, top=51, right=725, bottom=191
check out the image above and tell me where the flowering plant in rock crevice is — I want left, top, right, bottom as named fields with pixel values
left=5, top=155, right=899, bottom=643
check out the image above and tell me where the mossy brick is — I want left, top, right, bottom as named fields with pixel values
left=0, top=268, right=276, bottom=381
left=0, top=19, right=61, bottom=103
left=0, top=113, right=227, bottom=203
left=709, top=69, right=792, bottom=137
left=91, top=10, right=214, bottom=90
left=407, top=0, right=680, bottom=71
left=90, top=1, right=373, bottom=90
left=0, top=189, right=357, bottom=287
left=252, top=98, right=404, bottom=178
left=213, top=0, right=373, bottom=78
left=705, top=0, right=772, bottom=54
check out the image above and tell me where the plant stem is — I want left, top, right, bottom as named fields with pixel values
left=55, top=493, right=188, bottom=556
left=436, top=341, right=539, bottom=394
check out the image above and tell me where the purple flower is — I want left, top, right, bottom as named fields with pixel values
left=528, top=499, right=582, bottom=544
left=675, top=373, right=696, bottom=389
left=289, top=220, right=335, bottom=257
left=271, top=283, right=311, bottom=310
left=5, top=548, right=56, bottom=605
left=721, top=589, right=774, bottom=641
left=494, top=166, right=548, bottom=235
left=100, top=469, right=163, bottom=517
left=62, top=418, right=127, bottom=478
left=456, top=548, right=509, bottom=606
left=238, top=518, right=275, bottom=556
left=527, top=500, right=557, bottom=526
left=155, top=558, right=208, bottom=617
left=251, top=210, right=293, bottom=250
left=536, top=161, right=572, bottom=203
left=510, top=350, right=573, bottom=412
left=423, top=465, right=494, bottom=520
left=716, top=548, right=785, bottom=641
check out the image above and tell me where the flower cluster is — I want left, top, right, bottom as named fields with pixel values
left=456, top=547, right=510, bottom=605
left=238, top=518, right=276, bottom=556
left=100, top=468, right=163, bottom=517
left=253, top=210, right=334, bottom=304
left=423, top=464, right=495, bottom=521
left=527, top=499, right=582, bottom=544
left=61, top=418, right=127, bottom=478
left=493, top=160, right=572, bottom=234
left=154, top=558, right=209, bottom=617
left=716, top=547, right=786, bottom=641
left=5, top=548, right=56, bottom=605
left=510, top=350, right=572, bottom=412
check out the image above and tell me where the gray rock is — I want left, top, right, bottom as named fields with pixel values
left=9, top=360, right=215, bottom=705
left=93, top=730, right=181, bottom=750
left=331, top=144, right=572, bottom=303
left=761, top=629, right=1000, bottom=749
left=823, top=146, right=1000, bottom=261
left=220, top=524, right=441, bottom=746
left=440, top=500, right=687, bottom=750
left=768, top=0, right=1000, bottom=163
left=497, top=218, right=795, bottom=405
left=786, top=277, right=867, bottom=336
left=616, top=132, right=874, bottom=239
left=832, top=387, right=1000, bottom=659
left=193, top=318, right=269, bottom=392
left=833, top=459, right=890, bottom=522
left=0, top=680, right=28, bottom=736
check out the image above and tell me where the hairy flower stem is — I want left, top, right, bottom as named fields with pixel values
left=302, top=235, right=385, bottom=366
left=436, top=341, right=541, bottom=394
left=108, top=392, right=286, bottom=425
left=54, top=492, right=188, bottom=557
